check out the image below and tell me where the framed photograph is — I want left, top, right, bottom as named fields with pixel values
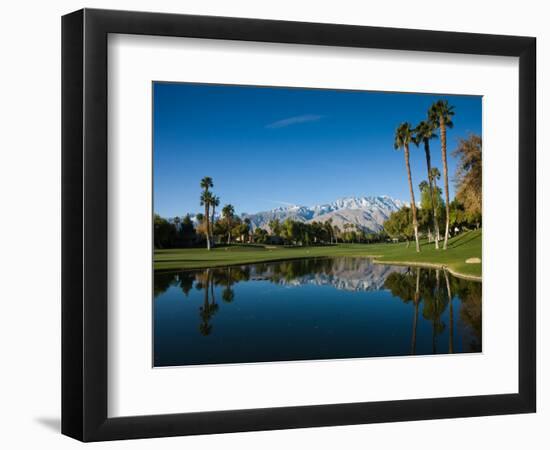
left=62, top=8, right=536, bottom=441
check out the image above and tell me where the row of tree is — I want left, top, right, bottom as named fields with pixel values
left=393, top=100, right=481, bottom=252
left=157, top=175, right=393, bottom=249
left=384, top=138, right=481, bottom=245
left=254, top=218, right=387, bottom=245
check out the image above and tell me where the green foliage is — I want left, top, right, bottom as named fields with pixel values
left=453, top=134, right=482, bottom=224
left=394, top=122, right=414, bottom=150
left=154, top=213, right=198, bottom=249
left=428, top=100, right=455, bottom=129
left=384, top=207, right=414, bottom=240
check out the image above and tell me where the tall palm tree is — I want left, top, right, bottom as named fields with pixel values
left=429, top=100, right=455, bottom=250
left=222, top=204, right=235, bottom=244
left=210, top=195, right=220, bottom=247
left=200, top=191, right=214, bottom=250
left=199, top=177, right=214, bottom=250
left=414, top=120, right=440, bottom=249
left=394, top=122, right=420, bottom=252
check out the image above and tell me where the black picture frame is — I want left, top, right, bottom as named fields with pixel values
left=62, top=8, right=536, bottom=442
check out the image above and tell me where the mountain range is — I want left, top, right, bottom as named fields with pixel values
left=243, top=196, right=406, bottom=233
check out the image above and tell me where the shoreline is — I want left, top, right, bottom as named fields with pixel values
left=371, top=259, right=482, bottom=282
left=155, top=253, right=482, bottom=282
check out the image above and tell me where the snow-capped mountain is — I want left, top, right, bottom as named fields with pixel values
left=244, top=196, right=406, bottom=233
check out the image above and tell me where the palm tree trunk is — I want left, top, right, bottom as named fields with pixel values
left=210, top=205, right=216, bottom=248
left=404, top=145, right=420, bottom=252
left=424, top=141, right=440, bottom=249
left=440, top=118, right=450, bottom=250
left=205, top=205, right=211, bottom=250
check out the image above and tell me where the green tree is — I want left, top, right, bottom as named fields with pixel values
left=282, top=218, right=299, bottom=245
left=268, top=218, right=282, bottom=237
left=394, top=122, right=420, bottom=252
left=384, top=206, right=414, bottom=244
left=418, top=180, right=444, bottom=241
left=453, top=134, right=482, bottom=227
left=180, top=214, right=196, bottom=246
left=429, top=100, right=455, bottom=249
left=253, top=227, right=268, bottom=243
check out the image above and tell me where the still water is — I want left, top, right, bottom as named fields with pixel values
left=154, top=257, right=481, bottom=367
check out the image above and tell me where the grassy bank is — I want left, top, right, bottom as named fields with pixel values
left=154, top=229, right=482, bottom=279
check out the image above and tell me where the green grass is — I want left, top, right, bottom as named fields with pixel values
left=155, top=229, right=482, bottom=279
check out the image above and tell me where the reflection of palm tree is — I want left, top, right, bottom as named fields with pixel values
left=198, top=269, right=218, bottom=336
left=423, top=269, right=448, bottom=353
left=411, top=268, right=420, bottom=355
left=411, top=267, right=420, bottom=355
left=444, top=270, right=454, bottom=354
left=222, top=287, right=235, bottom=303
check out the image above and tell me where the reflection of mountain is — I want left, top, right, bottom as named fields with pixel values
left=254, top=259, right=407, bottom=291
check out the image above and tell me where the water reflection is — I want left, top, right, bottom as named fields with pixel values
left=154, top=257, right=481, bottom=366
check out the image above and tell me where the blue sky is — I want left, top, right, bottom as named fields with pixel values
left=153, top=82, right=481, bottom=218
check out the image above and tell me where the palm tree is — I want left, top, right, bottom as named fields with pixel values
left=199, top=177, right=214, bottom=250
left=222, top=204, right=235, bottom=244
left=429, top=100, right=455, bottom=250
left=210, top=195, right=220, bottom=247
left=200, top=191, right=214, bottom=250
left=394, top=122, right=420, bottom=252
left=414, top=120, right=440, bottom=249
left=200, top=176, right=213, bottom=192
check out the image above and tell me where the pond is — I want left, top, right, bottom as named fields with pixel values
left=154, top=257, right=481, bottom=367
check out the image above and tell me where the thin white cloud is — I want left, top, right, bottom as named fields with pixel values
left=271, top=200, right=296, bottom=206
left=266, top=114, right=323, bottom=129
left=259, top=199, right=297, bottom=207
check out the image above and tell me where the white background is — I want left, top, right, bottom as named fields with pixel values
left=108, top=35, right=518, bottom=417
left=0, top=0, right=547, bottom=448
